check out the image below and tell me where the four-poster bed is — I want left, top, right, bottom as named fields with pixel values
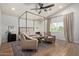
left=18, top=11, right=56, bottom=44
left=18, top=11, right=47, bottom=39
left=18, top=11, right=48, bottom=50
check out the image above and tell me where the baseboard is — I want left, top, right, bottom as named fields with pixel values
left=74, top=40, right=79, bottom=44
left=56, top=39, right=79, bottom=45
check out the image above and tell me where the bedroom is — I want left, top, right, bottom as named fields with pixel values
left=0, top=3, right=79, bottom=56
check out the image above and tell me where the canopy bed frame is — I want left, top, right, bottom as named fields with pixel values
left=18, top=11, right=47, bottom=39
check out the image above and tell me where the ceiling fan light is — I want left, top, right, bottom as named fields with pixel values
left=11, top=8, right=15, bottom=11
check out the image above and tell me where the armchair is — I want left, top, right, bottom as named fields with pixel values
left=44, top=35, right=56, bottom=43
left=20, top=32, right=38, bottom=50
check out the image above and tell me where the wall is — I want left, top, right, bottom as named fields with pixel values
left=2, top=14, right=18, bottom=43
left=0, top=7, right=2, bottom=45
left=52, top=4, right=79, bottom=43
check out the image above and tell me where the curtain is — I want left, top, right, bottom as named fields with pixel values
left=64, top=12, right=74, bottom=43
left=47, top=18, right=51, bottom=35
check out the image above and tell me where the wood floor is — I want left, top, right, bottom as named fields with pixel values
left=0, top=42, right=13, bottom=56
left=0, top=40, right=79, bottom=56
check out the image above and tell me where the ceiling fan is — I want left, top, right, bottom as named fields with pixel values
left=31, top=3, right=55, bottom=14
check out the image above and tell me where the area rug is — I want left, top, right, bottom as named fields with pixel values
left=10, top=41, right=54, bottom=56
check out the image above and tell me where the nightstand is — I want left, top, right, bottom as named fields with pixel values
left=8, top=32, right=16, bottom=42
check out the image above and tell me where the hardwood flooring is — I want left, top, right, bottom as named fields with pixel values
left=0, top=40, right=79, bottom=56
left=0, top=43, right=13, bottom=56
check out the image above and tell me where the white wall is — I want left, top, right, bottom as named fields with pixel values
left=52, top=4, right=79, bottom=43
left=0, top=7, right=2, bottom=45
left=2, top=14, right=18, bottom=43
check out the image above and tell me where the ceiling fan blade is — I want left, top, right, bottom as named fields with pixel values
left=43, top=4, right=55, bottom=8
left=38, top=3, right=43, bottom=8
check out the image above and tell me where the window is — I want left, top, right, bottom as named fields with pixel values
left=50, top=16, right=64, bottom=32
left=50, top=22, right=64, bottom=32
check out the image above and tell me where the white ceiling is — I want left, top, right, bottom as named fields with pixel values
left=0, top=3, right=71, bottom=19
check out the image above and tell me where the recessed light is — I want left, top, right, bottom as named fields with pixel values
left=59, top=6, right=63, bottom=9
left=11, top=8, right=15, bottom=11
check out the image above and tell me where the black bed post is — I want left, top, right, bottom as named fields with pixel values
left=44, top=18, right=45, bottom=37
left=18, top=17, right=20, bottom=40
